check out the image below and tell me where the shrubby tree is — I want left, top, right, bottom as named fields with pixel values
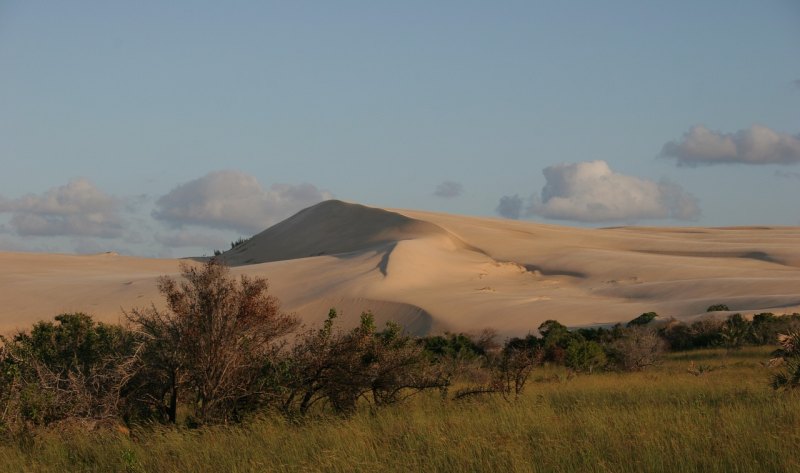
left=565, top=337, right=607, bottom=373
left=719, top=313, right=751, bottom=351
left=421, top=332, right=487, bottom=361
left=537, top=320, right=572, bottom=363
left=281, top=310, right=449, bottom=415
left=0, top=313, right=137, bottom=431
left=607, top=327, right=665, bottom=371
left=751, top=313, right=800, bottom=345
left=454, top=341, right=542, bottom=400
left=125, top=260, right=298, bottom=424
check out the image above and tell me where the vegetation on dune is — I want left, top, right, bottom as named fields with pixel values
left=2, top=261, right=800, bottom=471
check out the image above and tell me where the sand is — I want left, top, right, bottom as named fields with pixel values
left=2, top=200, right=799, bottom=336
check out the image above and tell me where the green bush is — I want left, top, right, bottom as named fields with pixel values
left=627, top=312, right=657, bottom=327
left=565, top=338, right=607, bottom=373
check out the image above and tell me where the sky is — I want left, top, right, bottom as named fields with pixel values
left=1, top=1, right=799, bottom=257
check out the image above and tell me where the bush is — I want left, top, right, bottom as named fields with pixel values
left=607, top=327, right=665, bottom=371
left=627, top=312, right=658, bottom=327
left=420, top=332, right=486, bottom=361
left=125, top=260, right=298, bottom=424
left=565, top=338, right=607, bottom=373
left=454, top=342, right=541, bottom=401
left=720, top=313, right=751, bottom=351
left=281, top=310, right=448, bottom=415
left=0, top=313, right=137, bottom=431
left=706, top=304, right=730, bottom=312
left=770, top=331, right=800, bottom=390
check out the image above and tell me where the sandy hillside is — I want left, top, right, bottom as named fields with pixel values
left=2, top=200, right=799, bottom=336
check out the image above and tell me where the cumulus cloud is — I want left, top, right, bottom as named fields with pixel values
left=495, top=194, right=524, bottom=219
left=433, top=181, right=463, bottom=198
left=152, top=170, right=333, bottom=234
left=0, top=179, right=125, bottom=237
left=497, top=161, right=699, bottom=223
left=660, top=125, right=800, bottom=166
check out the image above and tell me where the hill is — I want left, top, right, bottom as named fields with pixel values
left=1, top=200, right=799, bottom=336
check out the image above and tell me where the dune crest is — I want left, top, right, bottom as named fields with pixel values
left=221, top=200, right=478, bottom=266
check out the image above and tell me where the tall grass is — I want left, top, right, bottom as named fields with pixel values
left=3, top=346, right=798, bottom=473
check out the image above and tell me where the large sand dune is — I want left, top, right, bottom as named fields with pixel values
left=2, top=200, right=799, bottom=336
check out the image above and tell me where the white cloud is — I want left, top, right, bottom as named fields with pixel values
left=433, top=181, right=463, bottom=198
left=502, top=161, right=700, bottom=223
left=152, top=170, right=333, bottom=234
left=661, top=125, right=800, bottom=166
left=0, top=179, right=125, bottom=237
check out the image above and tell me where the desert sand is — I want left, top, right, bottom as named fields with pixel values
left=2, top=200, right=799, bottom=336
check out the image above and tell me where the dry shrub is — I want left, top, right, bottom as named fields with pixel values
left=125, top=260, right=298, bottom=424
left=607, top=327, right=666, bottom=371
left=281, top=310, right=449, bottom=415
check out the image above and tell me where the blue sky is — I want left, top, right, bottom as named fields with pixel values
left=1, top=1, right=799, bottom=256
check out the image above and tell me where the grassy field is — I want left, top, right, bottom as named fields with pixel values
left=2, top=346, right=798, bottom=473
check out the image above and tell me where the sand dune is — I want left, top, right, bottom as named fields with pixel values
left=2, top=200, right=799, bottom=336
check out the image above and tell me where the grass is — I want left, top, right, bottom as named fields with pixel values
left=2, top=346, right=799, bottom=472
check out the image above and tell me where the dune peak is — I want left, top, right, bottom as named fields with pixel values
left=220, top=200, right=461, bottom=266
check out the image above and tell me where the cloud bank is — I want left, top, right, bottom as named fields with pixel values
left=497, top=161, right=700, bottom=223
left=152, top=170, right=333, bottom=234
left=0, top=179, right=125, bottom=237
left=660, top=125, right=800, bottom=166
left=433, top=181, right=463, bottom=198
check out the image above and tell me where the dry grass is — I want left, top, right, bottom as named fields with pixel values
left=3, top=346, right=798, bottom=473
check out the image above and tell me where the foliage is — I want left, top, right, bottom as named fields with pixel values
left=706, top=304, right=730, bottom=312
left=719, top=313, right=751, bottom=351
left=607, top=327, right=666, bottom=371
left=3, top=347, right=796, bottom=473
left=565, top=338, right=607, bottom=373
left=751, top=312, right=800, bottom=345
left=454, top=342, right=541, bottom=401
left=281, top=310, right=448, bottom=415
left=420, top=332, right=486, bottom=361
left=124, top=260, right=298, bottom=424
left=770, top=330, right=800, bottom=391
left=0, top=313, right=138, bottom=432
left=627, top=312, right=657, bottom=327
